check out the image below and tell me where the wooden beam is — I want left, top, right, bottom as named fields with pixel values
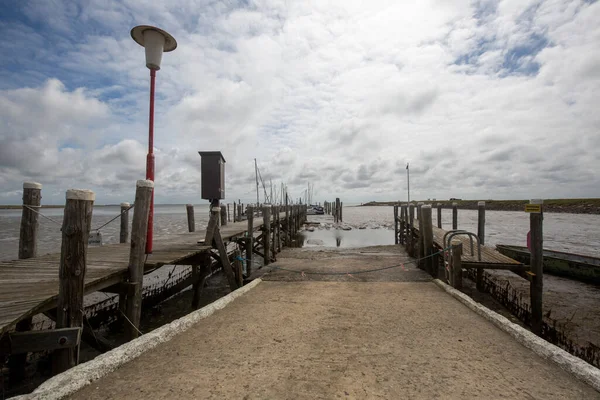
left=1, top=328, right=81, bottom=356
left=213, top=225, right=239, bottom=291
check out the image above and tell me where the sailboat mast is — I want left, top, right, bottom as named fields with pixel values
left=254, top=158, right=259, bottom=206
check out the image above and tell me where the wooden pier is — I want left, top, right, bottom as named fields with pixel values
left=394, top=201, right=544, bottom=334
left=0, top=180, right=306, bottom=386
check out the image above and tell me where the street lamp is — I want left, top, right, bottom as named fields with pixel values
left=131, top=25, right=177, bottom=254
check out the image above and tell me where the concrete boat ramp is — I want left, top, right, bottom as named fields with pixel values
left=26, top=245, right=600, bottom=399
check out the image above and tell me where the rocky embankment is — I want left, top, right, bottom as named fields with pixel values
left=361, top=199, right=600, bottom=214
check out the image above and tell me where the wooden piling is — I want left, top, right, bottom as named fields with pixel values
left=11, top=182, right=42, bottom=382
left=417, top=204, right=425, bottom=268
left=451, top=243, right=463, bottom=290
left=233, top=249, right=244, bottom=288
left=394, top=205, right=399, bottom=245
left=340, top=202, right=343, bottom=222
left=120, top=202, right=130, bottom=243
left=276, top=205, right=281, bottom=253
left=54, top=188, right=95, bottom=373
left=124, top=181, right=153, bottom=341
left=437, top=203, right=442, bottom=229
left=408, top=204, right=415, bottom=257
left=220, top=205, right=227, bottom=226
left=530, top=199, right=544, bottom=335
left=263, top=206, right=271, bottom=266
left=272, top=205, right=278, bottom=259
left=452, top=202, right=458, bottom=230
left=399, top=205, right=407, bottom=245
left=186, top=204, right=195, bottom=232
left=233, top=202, right=237, bottom=222
left=421, top=205, right=434, bottom=276
left=335, top=198, right=340, bottom=223
left=476, top=201, right=485, bottom=291
left=247, top=206, right=254, bottom=276
left=227, top=204, right=230, bottom=222
left=19, top=182, right=42, bottom=259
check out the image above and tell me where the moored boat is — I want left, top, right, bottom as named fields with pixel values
left=496, top=244, right=600, bottom=285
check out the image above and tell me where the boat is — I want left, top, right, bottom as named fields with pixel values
left=306, top=205, right=324, bottom=215
left=496, top=244, right=600, bottom=285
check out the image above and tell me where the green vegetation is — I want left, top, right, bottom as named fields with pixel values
left=361, top=199, right=600, bottom=214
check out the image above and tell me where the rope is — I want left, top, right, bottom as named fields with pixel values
left=268, top=247, right=451, bottom=276
left=100, top=292, right=144, bottom=336
left=22, top=205, right=62, bottom=226
left=92, top=203, right=134, bottom=231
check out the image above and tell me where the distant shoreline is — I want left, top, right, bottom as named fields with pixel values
left=360, top=199, right=600, bottom=214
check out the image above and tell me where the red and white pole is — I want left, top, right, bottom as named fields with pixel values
left=146, top=68, right=156, bottom=254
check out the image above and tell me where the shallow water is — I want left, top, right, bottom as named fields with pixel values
left=1, top=204, right=599, bottom=259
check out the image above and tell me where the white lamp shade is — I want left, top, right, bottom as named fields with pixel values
left=143, top=30, right=165, bottom=70
left=131, top=25, right=177, bottom=70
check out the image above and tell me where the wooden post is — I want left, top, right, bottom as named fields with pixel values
left=340, top=201, right=343, bottom=222
left=437, top=203, right=442, bottom=229
left=19, top=182, right=42, bottom=259
left=394, top=205, right=399, bottom=245
left=530, top=199, right=544, bottom=335
left=233, top=249, right=244, bottom=288
left=233, top=202, right=237, bottom=222
left=285, top=196, right=290, bottom=244
left=11, top=182, right=42, bottom=382
left=422, top=205, right=434, bottom=276
left=227, top=204, right=230, bottom=222
left=220, top=205, right=227, bottom=226
left=452, top=202, right=458, bottom=230
left=54, top=188, right=95, bottom=373
left=247, top=206, right=254, bottom=276
left=451, top=243, right=463, bottom=290
left=408, top=204, right=415, bottom=256
left=399, top=205, right=407, bottom=245
left=417, top=203, right=425, bottom=269
left=186, top=204, right=195, bottom=232
left=476, top=201, right=485, bottom=291
left=123, top=181, right=153, bottom=341
left=272, top=205, right=278, bottom=259
left=119, top=202, right=130, bottom=243
left=276, top=205, right=281, bottom=253
left=238, top=204, right=243, bottom=222
left=263, top=206, right=271, bottom=265
left=335, top=197, right=340, bottom=223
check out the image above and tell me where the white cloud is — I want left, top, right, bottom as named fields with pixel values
left=0, top=0, right=599, bottom=205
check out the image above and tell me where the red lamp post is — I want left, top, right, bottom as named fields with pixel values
left=131, top=25, right=177, bottom=254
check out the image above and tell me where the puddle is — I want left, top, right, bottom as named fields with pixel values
left=299, top=228, right=394, bottom=248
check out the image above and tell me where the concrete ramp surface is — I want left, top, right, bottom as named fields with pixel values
left=69, top=281, right=598, bottom=399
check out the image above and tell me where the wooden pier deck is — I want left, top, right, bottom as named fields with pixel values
left=0, top=215, right=281, bottom=336
left=426, top=222, right=524, bottom=269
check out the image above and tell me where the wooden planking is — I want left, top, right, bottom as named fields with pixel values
left=0, top=211, right=286, bottom=335
left=411, top=219, right=522, bottom=266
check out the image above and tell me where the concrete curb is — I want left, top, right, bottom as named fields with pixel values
left=433, top=279, right=600, bottom=392
left=19, top=278, right=263, bottom=400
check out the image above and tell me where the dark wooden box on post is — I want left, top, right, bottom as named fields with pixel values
left=198, top=151, right=226, bottom=200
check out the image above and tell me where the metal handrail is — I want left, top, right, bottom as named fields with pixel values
left=445, top=231, right=481, bottom=261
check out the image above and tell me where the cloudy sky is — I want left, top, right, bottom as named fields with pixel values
left=0, top=0, right=598, bottom=205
